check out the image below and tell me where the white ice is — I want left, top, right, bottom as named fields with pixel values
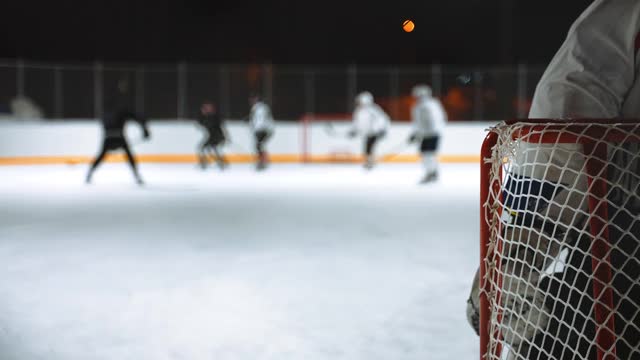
left=0, top=162, right=480, bottom=360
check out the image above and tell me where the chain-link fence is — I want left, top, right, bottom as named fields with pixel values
left=0, top=59, right=546, bottom=122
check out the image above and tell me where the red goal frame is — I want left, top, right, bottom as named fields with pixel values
left=479, top=119, right=640, bottom=360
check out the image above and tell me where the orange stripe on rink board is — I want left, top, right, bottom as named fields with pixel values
left=0, top=156, right=94, bottom=165
left=438, top=154, right=481, bottom=163
left=0, top=154, right=481, bottom=166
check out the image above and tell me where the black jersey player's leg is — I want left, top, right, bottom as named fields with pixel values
left=205, top=145, right=217, bottom=169
left=197, top=145, right=208, bottom=169
left=213, top=145, right=228, bottom=170
left=211, top=132, right=229, bottom=170
left=197, top=136, right=212, bottom=169
left=86, top=138, right=110, bottom=184
left=121, top=139, right=144, bottom=185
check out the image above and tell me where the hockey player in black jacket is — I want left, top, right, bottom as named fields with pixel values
left=196, top=100, right=229, bottom=170
left=85, top=78, right=150, bottom=185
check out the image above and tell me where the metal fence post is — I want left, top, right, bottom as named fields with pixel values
left=390, top=67, right=399, bottom=120
left=177, top=61, right=187, bottom=119
left=517, top=63, right=527, bottom=119
left=17, top=58, right=25, bottom=98
left=347, top=63, right=357, bottom=112
left=94, top=61, right=103, bottom=119
left=135, top=65, right=145, bottom=116
left=304, top=69, right=315, bottom=116
left=303, top=69, right=316, bottom=163
left=431, top=63, right=442, bottom=97
left=219, top=64, right=230, bottom=119
left=263, top=62, right=273, bottom=107
left=473, top=70, right=484, bottom=120
left=54, top=65, right=63, bottom=118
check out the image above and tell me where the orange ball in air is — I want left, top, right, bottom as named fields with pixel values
left=403, top=20, right=415, bottom=33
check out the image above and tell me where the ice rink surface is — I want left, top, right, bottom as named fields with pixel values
left=0, top=162, right=480, bottom=360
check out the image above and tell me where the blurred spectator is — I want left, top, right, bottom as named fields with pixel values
left=9, top=95, right=43, bottom=119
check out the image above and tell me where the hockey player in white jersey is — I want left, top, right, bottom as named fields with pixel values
left=467, top=1, right=640, bottom=359
left=347, top=91, right=390, bottom=169
left=407, top=84, right=447, bottom=183
left=247, top=93, right=275, bottom=171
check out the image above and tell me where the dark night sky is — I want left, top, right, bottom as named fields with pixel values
left=1, top=0, right=594, bottom=65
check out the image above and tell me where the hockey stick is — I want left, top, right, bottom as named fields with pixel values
left=324, top=122, right=352, bottom=138
left=375, top=139, right=413, bottom=162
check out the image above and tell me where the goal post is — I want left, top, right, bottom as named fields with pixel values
left=480, top=119, right=640, bottom=360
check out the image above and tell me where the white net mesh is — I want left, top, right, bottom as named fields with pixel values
left=481, top=120, right=640, bottom=360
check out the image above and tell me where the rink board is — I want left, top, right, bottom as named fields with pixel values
left=0, top=119, right=492, bottom=165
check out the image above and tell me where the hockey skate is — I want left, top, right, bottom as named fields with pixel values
left=364, top=156, right=375, bottom=170
left=419, top=171, right=438, bottom=184
left=217, top=160, right=229, bottom=171
left=197, top=155, right=209, bottom=170
left=134, top=173, right=145, bottom=186
left=256, top=153, right=268, bottom=171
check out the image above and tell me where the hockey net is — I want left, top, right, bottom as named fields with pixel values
left=480, top=119, right=640, bottom=360
left=300, top=114, right=360, bottom=163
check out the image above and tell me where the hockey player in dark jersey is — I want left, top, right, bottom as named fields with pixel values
left=196, top=100, right=229, bottom=170
left=85, top=78, right=150, bottom=185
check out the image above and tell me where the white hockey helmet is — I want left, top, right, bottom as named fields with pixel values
left=412, top=84, right=432, bottom=98
left=355, top=91, right=373, bottom=105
